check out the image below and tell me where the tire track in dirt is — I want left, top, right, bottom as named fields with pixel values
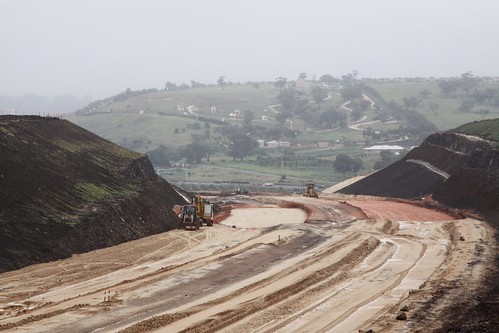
left=93, top=228, right=336, bottom=332
left=1, top=198, right=493, bottom=333
left=0, top=230, right=223, bottom=331
left=231, top=235, right=398, bottom=333
left=0, top=226, right=303, bottom=332
left=224, top=230, right=427, bottom=333
left=117, top=236, right=380, bottom=333
left=316, top=239, right=428, bottom=332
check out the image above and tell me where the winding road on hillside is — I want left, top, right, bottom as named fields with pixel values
left=0, top=195, right=494, bottom=333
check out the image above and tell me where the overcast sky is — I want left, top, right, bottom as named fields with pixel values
left=1, top=0, right=498, bottom=99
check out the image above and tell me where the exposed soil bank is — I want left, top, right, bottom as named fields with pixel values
left=0, top=116, right=186, bottom=272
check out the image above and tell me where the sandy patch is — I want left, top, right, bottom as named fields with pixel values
left=221, top=208, right=307, bottom=228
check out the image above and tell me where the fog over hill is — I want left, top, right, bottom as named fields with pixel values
left=0, top=94, right=92, bottom=115
left=1, top=0, right=499, bottom=99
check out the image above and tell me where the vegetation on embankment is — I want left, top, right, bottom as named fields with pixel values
left=454, top=118, right=499, bottom=146
left=0, top=116, right=186, bottom=272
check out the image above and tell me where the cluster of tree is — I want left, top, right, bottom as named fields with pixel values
left=372, top=100, right=437, bottom=140
left=146, top=139, right=214, bottom=166
left=316, top=74, right=440, bottom=141
left=75, top=88, right=159, bottom=115
left=165, top=81, right=195, bottom=91
left=316, top=108, right=347, bottom=128
left=149, top=142, right=366, bottom=177
left=438, top=72, right=481, bottom=97
left=273, top=87, right=349, bottom=130
left=274, top=77, right=288, bottom=90
left=350, top=82, right=439, bottom=140
left=333, top=154, right=363, bottom=174
left=148, top=117, right=304, bottom=167
left=113, top=88, right=159, bottom=102
left=146, top=145, right=181, bottom=166
left=267, top=72, right=373, bottom=130
left=436, top=71, right=499, bottom=116
left=319, top=74, right=341, bottom=89
left=454, top=87, right=498, bottom=118
left=275, top=87, right=309, bottom=122
left=374, top=150, right=402, bottom=170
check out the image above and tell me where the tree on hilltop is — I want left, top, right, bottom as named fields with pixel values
left=460, top=71, right=480, bottom=96
left=274, top=77, right=287, bottom=90
left=320, top=74, right=339, bottom=88
left=217, top=76, right=226, bottom=89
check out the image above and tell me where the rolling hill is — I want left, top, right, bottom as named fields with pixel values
left=64, top=78, right=499, bottom=187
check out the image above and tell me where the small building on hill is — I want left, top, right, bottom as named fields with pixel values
left=267, top=140, right=279, bottom=148
left=363, top=145, right=405, bottom=154
left=279, top=141, right=291, bottom=147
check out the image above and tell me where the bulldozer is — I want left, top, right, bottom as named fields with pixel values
left=193, top=194, right=214, bottom=226
left=303, top=180, right=319, bottom=198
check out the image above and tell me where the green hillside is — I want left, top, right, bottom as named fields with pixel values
left=67, top=76, right=499, bottom=189
left=454, top=118, right=499, bottom=145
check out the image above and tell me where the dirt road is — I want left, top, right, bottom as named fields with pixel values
left=0, top=196, right=494, bottom=333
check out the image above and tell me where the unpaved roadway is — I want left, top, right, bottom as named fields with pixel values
left=0, top=195, right=495, bottom=333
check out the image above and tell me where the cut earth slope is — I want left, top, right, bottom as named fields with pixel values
left=0, top=115, right=186, bottom=273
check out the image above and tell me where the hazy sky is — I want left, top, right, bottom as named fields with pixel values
left=1, top=0, right=498, bottom=99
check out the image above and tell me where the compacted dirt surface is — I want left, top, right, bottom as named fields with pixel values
left=0, top=195, right=495, bottom=333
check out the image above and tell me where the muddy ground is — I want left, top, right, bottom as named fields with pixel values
left=0, top=195, right=495, bottom=333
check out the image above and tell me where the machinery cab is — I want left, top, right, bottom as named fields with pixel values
left=179, top=204, right=200, bottom=230
left=193, top=194, right=214, bottom=226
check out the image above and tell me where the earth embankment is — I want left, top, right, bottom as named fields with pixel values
left=0, top=116, right=186, bottom=273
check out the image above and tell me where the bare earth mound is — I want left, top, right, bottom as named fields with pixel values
left=0, top=116, right=186, bottom=272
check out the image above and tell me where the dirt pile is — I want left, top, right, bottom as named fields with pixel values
left=0, top=115, right=186, bottom=273
left=338, top=131, right=498, bottom=213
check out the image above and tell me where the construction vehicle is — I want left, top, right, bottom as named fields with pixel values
left=175, top=204, right=201, bottom=230
left=303, top=180, right=319, bottom=198
left=193, top=194, right=214, bottom=226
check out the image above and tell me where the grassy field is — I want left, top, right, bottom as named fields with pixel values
left=370, top=80, right=499, bottom=130
left=67, top=78, right=499, bottom=187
